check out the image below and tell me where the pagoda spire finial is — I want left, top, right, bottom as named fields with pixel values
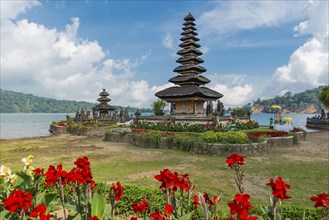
left=184, top=12, right=195, bottom=21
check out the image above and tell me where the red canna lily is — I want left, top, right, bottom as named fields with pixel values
left=310, top=192, right=329, bottom=208
left=192, top=194, right=202, bottom=208
left=226, top=154, right=246, bottom=168
left=227, top=193, right=257, bottom=220
left=32, top=168, right=44, bottom=175
left=3, top=189, right=33, bottom=213
left=44, top=164, right=67, bottom=187
left=132, top=197, right=149, bottom=213
left=154, top=169, right=180, bottom=192
left=150, top=212, right=165, bottom=220
left=150, top=204, right=173, bottom=220
left=266, top=177, right=292, bottom=201
left=30, top=204, right=50, bottom=220
left=111, top=181, right=124, bottom=201
left=165, top=203, right=173, bottom=216
left=89, top=216, right=100, bottom=220
left=66, top=157, right=95, bottom=189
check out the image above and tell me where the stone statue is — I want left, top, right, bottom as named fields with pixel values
left=216, top=100, right=224, bottom=116
left=92, top=110, right=97, bottom=119
left=206, top=101, right=213, bottom=116
left=124, top=108, right=129, bottom=121
left=119, top=108, right=124, bottom=122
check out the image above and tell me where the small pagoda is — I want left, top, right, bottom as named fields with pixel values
left=155, top=13, right=223, bottom=116
left=92, top=89, right=115, bottom=119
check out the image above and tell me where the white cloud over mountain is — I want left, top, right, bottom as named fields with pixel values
left=0, top=1, right=164, bottom=108
left=271, top=0, right=328, bottom=95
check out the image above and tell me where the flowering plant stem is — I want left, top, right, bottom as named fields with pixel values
left=19, top=209, right=25, bottom=220
left=233, top=166, right=244, bottom=194
left=58, top=178, right=67, bottom=220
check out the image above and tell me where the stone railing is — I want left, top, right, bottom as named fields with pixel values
left=105, top=129, right=306, bottom=156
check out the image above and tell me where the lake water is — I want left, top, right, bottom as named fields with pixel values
left=0, top=113, right=317, bottom=140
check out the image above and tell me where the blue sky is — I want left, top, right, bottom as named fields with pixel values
left=1, top=0, right=328, bottom=108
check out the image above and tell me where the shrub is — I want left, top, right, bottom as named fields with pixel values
left=202, top=131, right=250, bottom=144
left=67, top=125, right=89, bottom=135
left=251, top=204, right=322, bottom=220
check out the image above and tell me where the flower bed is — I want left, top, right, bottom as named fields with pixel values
left=247, top=131, right=288, bottom=138
left=0, top=155, right=327, bottom=220
left=132, top=119, right=259, bottom=133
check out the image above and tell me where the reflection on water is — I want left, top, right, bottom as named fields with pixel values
left=0, top=113, right=317, bottom=140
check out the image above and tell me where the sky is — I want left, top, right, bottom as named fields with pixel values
left=1, top=0, right=328, bottom=108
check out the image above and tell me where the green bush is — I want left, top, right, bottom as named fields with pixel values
left=132, top=122, right=205, bottom=132
left=67, top=125, right=89, bottom=135
left=165, top=134, right=207, bottom=152
left=95, top=184, right=165, bottom=216
left=202, top=131, right=250, bottom=144
left=251, top=204, right=321, bottom=220
left=131, top=132, right=162, bottom=148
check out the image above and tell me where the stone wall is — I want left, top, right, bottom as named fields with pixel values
left=306, top=120, right=329, bottom=130
left=50, top=125, right=109, bottom=136
left=49, top=124, right=67, bottom=134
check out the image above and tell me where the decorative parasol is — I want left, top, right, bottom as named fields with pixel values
left=271, top=105, right=282, bottom=109
left=283, top=116, right=293, bottom=122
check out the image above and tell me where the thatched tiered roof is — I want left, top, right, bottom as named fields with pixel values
left=155, top=13, right=223, bottom=100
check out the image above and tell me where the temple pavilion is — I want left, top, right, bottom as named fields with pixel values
left=155, top=13, right=223, bottom=116
left=92, top=89, right=115, bottom=119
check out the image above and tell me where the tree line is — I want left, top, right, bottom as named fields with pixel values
left=0, top=89, right=152, bottom=113
left=242, top=86, right=325, bottom=113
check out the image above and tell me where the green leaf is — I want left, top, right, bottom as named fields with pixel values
left=91, top=191, right=106, bottom=220
left=35, top=191, right=46, bottom=205
left=16, top=172, right=33, bottom=188
left=176, top=211, right=194, bottom=220
left=45, top=193, right=58, bottom=206
left=0, top=210, right=9, bottom=219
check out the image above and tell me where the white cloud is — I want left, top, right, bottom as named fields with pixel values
left=199, top=46, right=209, bottom=54
left=200, top=0, right=328, bottom=101
left=162, top=34, right=174, bottom=50
left=0, top=0, right=40, bottom=24
left=162, top=33, right=178, bottom=57
left=0, top=3, right=162, bottom=108
left=204, top=74, right=258, bottom=107
left=271, top=0, right=329, bottom=95
left=199, top=1, right=307, bottom=37
left=211, top=83, right=253, bottom=107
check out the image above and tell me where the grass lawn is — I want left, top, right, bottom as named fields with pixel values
left=1, top=132, right=328, bottom=210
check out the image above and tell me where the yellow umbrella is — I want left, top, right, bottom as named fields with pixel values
left=271, top=105, right=281, bottom=109
left=283, top=116, right=293, bottom=122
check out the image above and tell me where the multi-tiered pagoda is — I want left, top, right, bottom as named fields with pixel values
left=92, top=89, right=115, bottom=119
left=155, top=13, right=223, bottom=116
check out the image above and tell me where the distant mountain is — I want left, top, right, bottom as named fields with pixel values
left=242, top=86, right=325, bottom=114
left=0, top=89, right=152, bottom=113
